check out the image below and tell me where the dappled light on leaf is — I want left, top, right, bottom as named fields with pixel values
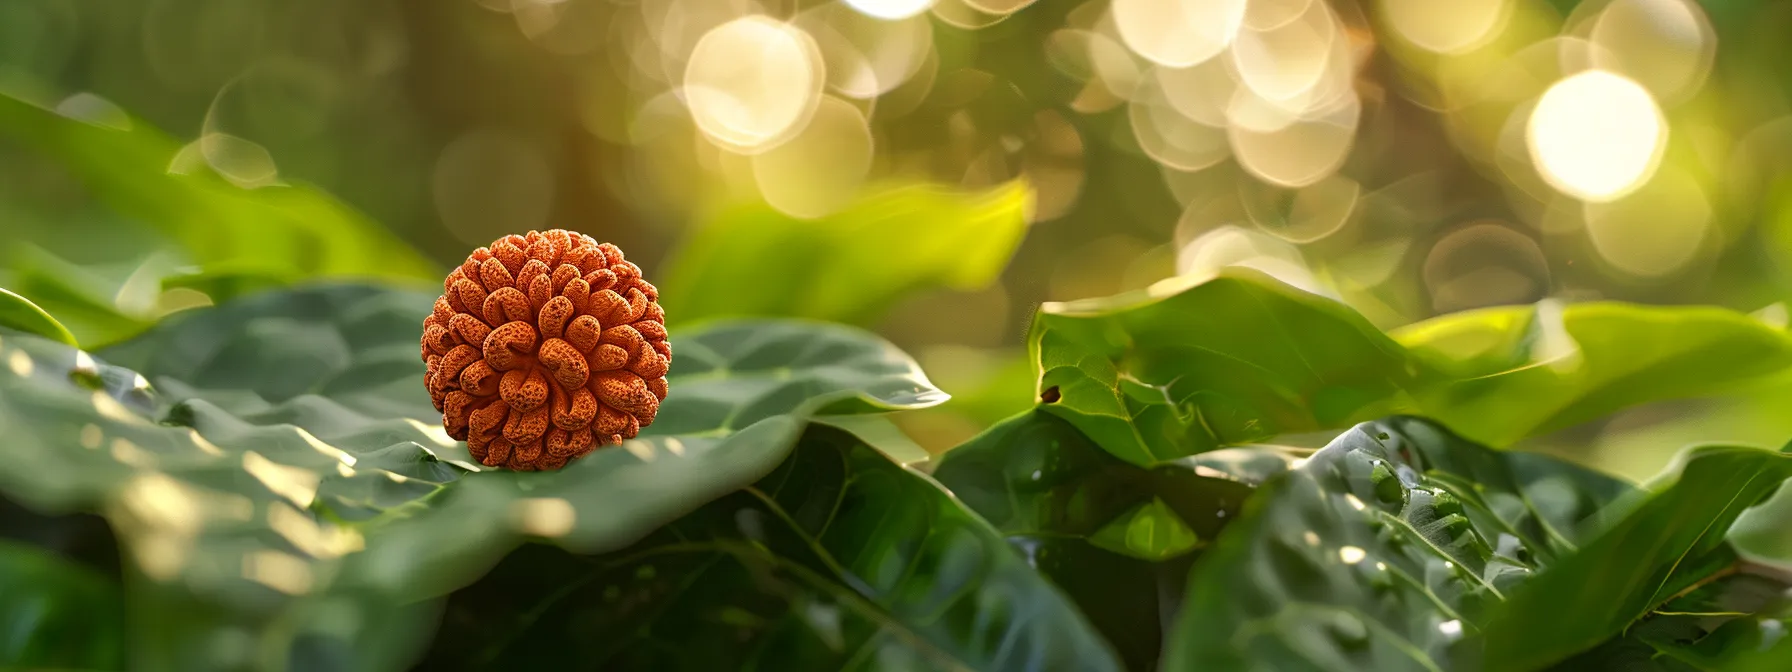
left=1034, top=270, right=1792, bottom=467
left=1165, top=417, right=1632, bottom=670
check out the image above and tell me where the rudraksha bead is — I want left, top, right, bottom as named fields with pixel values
left=421, top=230, right=669, bottom=471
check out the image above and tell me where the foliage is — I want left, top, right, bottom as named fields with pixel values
left=0, top=286, right=75, bottom=345
left=932, top=409, right=1292, bottom=669
left=656, top=181, right=1032, bottom=327
left=5, top=258, right=1792, bottom=671
left=0, top=91, right=439, bottom=347
left=7, top=83, right=1792, bottom=672
left=423, top=424, right=1119, bottom=670
left=1033, top=270, right=1792, bottom=467
left=0, top=284, right=984, bottom=669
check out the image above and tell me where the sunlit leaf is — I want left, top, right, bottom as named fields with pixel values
left=658, top=181, right=1032, bottom=326
left=1033, top=270, right=1792, bottom=466
left=1476, top=444, right=1792, bottom=671
left=0, top=284, right=945, bottom=668
left=0, top=92, right=439, bottom=295
left=0, top=286, right=75, bottom=346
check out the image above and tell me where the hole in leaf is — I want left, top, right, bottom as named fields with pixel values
left=1039, top=386, right=1061, bottom=403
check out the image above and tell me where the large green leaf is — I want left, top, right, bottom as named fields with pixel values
left=0, top=284, right=946, bottom=669
left=1033, top=270, right=1792, bottom=466
left=0, top=539, right=124, bottom=669
left=1476, top=446, right=1792, bottom=671
left=0, top=92, right=438, bottom=294
left=1548, top=563, right=1791, bottom=671
left=422, top=424, right=1123, bottom=671
left=1162, top=417, right=1632, bottom=671
left=658, top=181, right=1031, bottom=327
left=0, top=246, right=157, bottom=347
left=1731, top=472, right=1792, bottom=575
left=0, top=286, right=75, bottom=346
left=933, top=409, right=1293, bottom=669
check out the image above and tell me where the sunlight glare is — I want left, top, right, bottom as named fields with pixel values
left=1112, top=0, right=1248, bottom=68
left=1526, top=70, right=1665, bottom=202
left=843, top=0, right=935, bottom=20
left=684, top=17, right=824, bottom=153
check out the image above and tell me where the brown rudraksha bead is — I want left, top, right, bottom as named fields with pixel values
left=421, top=230, right=670, bottom=471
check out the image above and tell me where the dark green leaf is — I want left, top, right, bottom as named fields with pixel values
left=0, top=286, right=76, bottom=346
left=658, top=181, right=1031, bottom=327
left=1552, top=562, right=1790, bottom=671
left=0, top=284, right=946, bottom=668
left=933, top=409, right=1287, bottom=669
left=1162, top=417, right=1632, bottom=671
left=1033, top=271, right=1792, bottom=466
left=424, top=424, right=1122, bottom=671
left=1479, top=446, right=1792, bottom=671
left=0, top=539, right=124, bottom=669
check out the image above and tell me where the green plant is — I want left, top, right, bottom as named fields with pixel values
left=6, top=97, right=1792, bottom=672
left=6, top=268, right=1792, bottom=671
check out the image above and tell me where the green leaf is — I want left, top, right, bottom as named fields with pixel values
left=0, top=91, right=439, bottom=293
left=1087, top=497, right=1202, bottom=561
left=1728, top=442, right=1792, bottom=577
left=1032, top=271, right=1414, bottom=466
left=1727, top=619, right=1792, bottom=672
left=0, top=539, right=124, bottom=669
left=0, top=284, right=946, bottom=668
left=1478, top=446, right=1792, bottom=671
left=1033, top=270, right=1792, bottom=466
left=658, top=181, right=1032, bottom=326
left=1162, top=417, right=1632, bottom=671
left=1552, top=564, right=1790, bottom=671
left=422, top=424, right=1123, bottom=671
left=932, top=410, right=1284, bottom=669
left=1396, top=302, right=1792, bottom=452
left=0, top=287, right=76, bottom=346
left=0, top=244, right=162, bottom=348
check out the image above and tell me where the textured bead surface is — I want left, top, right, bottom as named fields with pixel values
left=422, top=230, right=668, bottom=471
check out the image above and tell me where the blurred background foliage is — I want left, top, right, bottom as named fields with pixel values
left=6, top=0, right=1792, bottom=477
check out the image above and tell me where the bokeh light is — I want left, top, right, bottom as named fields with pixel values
left=751, top=95, right=874, bottom=219
left=1423, top=221, right=1550, bottom=312
left=683, top=16, right=824, bottom=153
left=1582, top=168, right=1711, bottom=278
left=1231, top=0, right=1340, bottom=104
left=1588, top=0, right=1714, bottom=103
left=804, top=4, right=933, bottom=100
left=1240, top=174, right=1360, bottom=244
left=1130, top=72, right=1231, bottom=172
left=844, top=0, right=936, bottom=21
left=1526, top=70, right=1665, bottom=202
left=1112, top=0, right=1248, bottom=68
left=1381, top=0, right=1512, bottom=54
left=432, top=129, right=554, bottom=246
left=1230, top=95, right=1360, bottom=187
left=1173, top=224, right=1322, bottom=294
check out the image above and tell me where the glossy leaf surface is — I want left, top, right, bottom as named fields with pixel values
left=933, top=409, right=1290, bottom=669
left=1033, top=271, right=1792, bottom=466
left=1162, top=417, right=1631, bottom=671
left=424, top=424, right=1123, bottom=671
left=0, top=284, right=946, bottom=669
